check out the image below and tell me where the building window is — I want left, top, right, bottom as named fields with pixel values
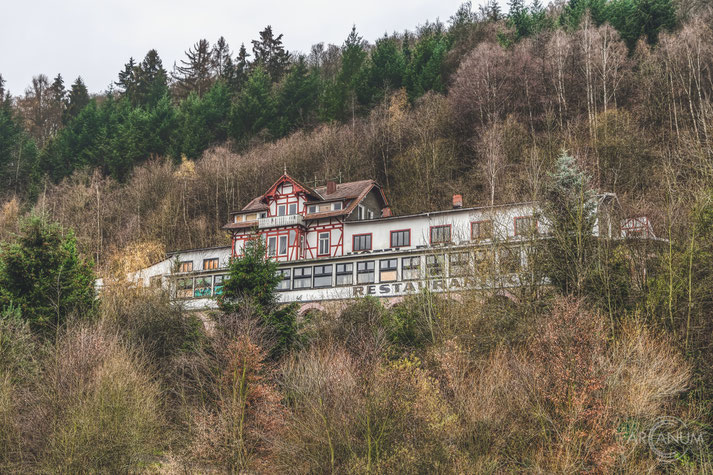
left=368, top=210, right=374, bottom=220
left=500, top=248, right=521, bottom=273
left=308, top=205, right=317, bottom=214
left=277, top=205, right=286, bottom=216
left=430, top=225, right=451, bottom=244
left=276, top=269, right=291, bottom=291
left=179, top=261, right=193, bottom=273
left=379, top=259, right=397, bottom=282
left=203, top=258, right=219, bottom=270
left=471, top=220, right=493, bottom=241
left=267, top=236, right=277, bottom=256
left=426, top=254, right=445, bottom=277
left=194, top=277, right=211, bottom=298
left=213, top=275, right=226, bottom=295
left=402, top=256, right=421, bottom=280
left=336, top=263, right=353, bottom=285
left=282, top=183, right=293, bottom=194
left=176, top=278, right=193, bottom=299
left=333, top=202, right=342, bottom=210
left=357, top=261, right=375, bottom=284
left=318, top=232, right=330, bottom=256
left=390, top=230, right=410, bottom=248
left=514, top=216, right=537, bottom=237
left=357, top=205, right=365, bottom=220
left=279, top=235, right=288, bottom=255
left=353, top=234, right=372, bottom=251
left=259, top=212, right=267, bottom=219
left=288, top=203, right=297, bottom=215
left=474, top=249, right=494, bottom=275
left=293, top=267, right=312, bottom=289
left=449, top=252, right=471, bottom=277
left=314, top=265, right=333, bottom=288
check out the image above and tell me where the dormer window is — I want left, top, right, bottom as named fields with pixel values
left=282, top=184, right=293, bottom=194
left=333, top=202, right=342, bottom=211
left=308, top=205, right=317, bottom=214
left=357, top=205, right=365, bottom=220
left=367, top=210, right=374, bottom=220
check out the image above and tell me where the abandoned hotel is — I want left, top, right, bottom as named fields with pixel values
left=124, top=173, right=655, bottom=312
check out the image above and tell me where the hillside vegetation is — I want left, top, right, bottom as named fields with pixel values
left=1, top=0, right=713, bottom=472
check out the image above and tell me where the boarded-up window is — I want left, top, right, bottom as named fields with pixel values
left=203, top=258, right=219, bottom=270
left=179, top=261, right=193, bottom=273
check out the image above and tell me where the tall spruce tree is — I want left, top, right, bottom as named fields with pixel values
left=64, top=77, right=89, bottom=123
left=0, top=216, right=95, bottom=333
left=135, top=49, right=169, bottom=107
left=541, top=152, right=597, bottom=296
left=251, top=26, right=290, bottom=83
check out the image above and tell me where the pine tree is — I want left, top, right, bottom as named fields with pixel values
left=322, top=26, right=368, bottom=121
left=226, top=43, right=251, bottom=93
left=135, top=49, right=169, bottom=107
left=364, top=35, right=406, bottom=105
left=275, top=56, right=319, bottom=137
left=0, top=215, right=95, bottom=333
left=172, top=39, right=214, bottom=98
left=116, top=57, right=139, bottom=102
left=251, top=26, right=290, bottom=83
left=229, top=66, right=275, bottom=142
left=64, top=77, right=89, bottom=123
left=541, top=152, right=597, bottom=296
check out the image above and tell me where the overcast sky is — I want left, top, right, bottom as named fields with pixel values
left=1, top=0, right=482, bottom=96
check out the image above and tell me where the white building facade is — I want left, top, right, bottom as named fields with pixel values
left=124, top=174, right=632, bottom=312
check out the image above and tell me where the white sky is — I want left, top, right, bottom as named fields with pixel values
left=1, top=0, right=486, bottom=96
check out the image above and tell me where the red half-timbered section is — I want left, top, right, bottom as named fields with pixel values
left=303, top=218, right=344, bottom=259
left=223, top=172, right=389, bottom=264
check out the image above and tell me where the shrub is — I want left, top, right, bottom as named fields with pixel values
left=38, top=323, right=165, bottom=472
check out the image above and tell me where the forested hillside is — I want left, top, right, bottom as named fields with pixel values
left=0, top=0, right=710, bottom=265
left=1, top=0, right=713, bottom=472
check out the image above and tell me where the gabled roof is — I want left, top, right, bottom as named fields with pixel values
left=223, top=176, right=389, bottom=230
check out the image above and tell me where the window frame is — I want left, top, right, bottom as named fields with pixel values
left=313, top=264, right=333, bottom=288
left=307, top=205, right=317, bottom=214
left=318, top=232, right=330, bottom=256
left=267, top=236, right=277, bottom=257
left=357, top=204, right=365, bottom=220
left=449, top=251, right=471, bottom=277
left=390, top=229, right=411, bottom=248
left=357, top=260, right=375, bottom=284
left=353, top=233, right=372, bottom=251
left=429, top=225, right=452, bottom=245
left=278, top=235, right=288, bottom=256
left=426, top=254, right=445, bottom=277
left=203, top=258, right=219, bottom=270
left=292, top=266, right=312, bottom=289
left=514, top=216, right=537, bottom=237
left=276, top=269, right=291, bottom=291
left=471, top=220, right=493, bottom=241
left=179, top=261, right=194, bottom=273
left=288, top=203, right=297, bottom=215
left=379, top=258, right=398, bottom=282
left=277, top=204, right=287, bottom=217
left=402, top=256, right=421, bottom=280
left=336, top=262, right=354, bottom=286
left=333, top=202, right=342, bottom=210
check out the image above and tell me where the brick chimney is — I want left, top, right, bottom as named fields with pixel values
left=326, top=180, right=337, bottom=194
left=452, top=194, right=463, bottom=209
left=382, top=207, right=392, bottom=217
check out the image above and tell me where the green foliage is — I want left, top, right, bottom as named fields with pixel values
left=0, top=97, right=39, bottom=198
left=559, top=0, right=676, bottom=48
left=274, top=57, right=320, bottom=137
left=219, top=239, right=296, bottom=356
left=0, top=216, right=95, bottom=333
left=172, top=81, right=229, bottom=159
left=541, top=152, right=597, bottom=296
left=404, top=31, right=449, bottom=100
left=230, top=67, right=276, bottom=142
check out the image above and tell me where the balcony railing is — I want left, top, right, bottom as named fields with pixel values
left=258, top=214, right=304, bottom=229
